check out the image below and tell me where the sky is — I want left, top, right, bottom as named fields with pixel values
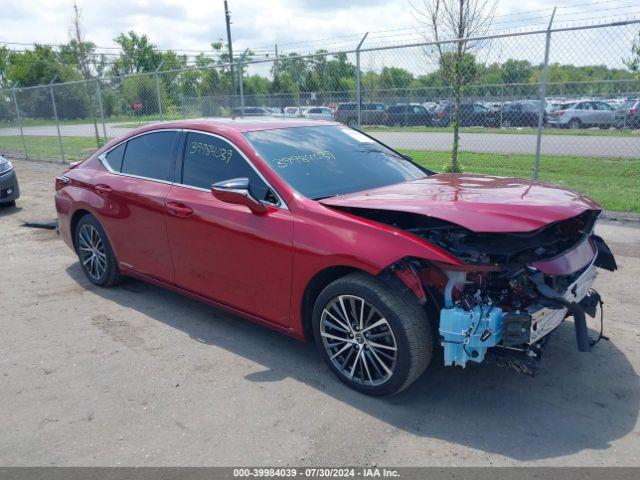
left=0, top=0, right=638, bottom=72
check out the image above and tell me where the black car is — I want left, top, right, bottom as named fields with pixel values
left=500, top=101, right=545, bottom=127
left=0, top=155, right=20, bottom=206
left=232, top=107, right=270, bottom=117
left=334, top=102, right=387, bottom=126
left=433, top=102, right=498, bottom=127
left=384, top=104, right=433, bottom=127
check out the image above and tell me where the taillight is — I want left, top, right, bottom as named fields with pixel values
left=558, top=110, right=565, bottom=116
left=436, top=111, right=445, bottom=117
left=383, top=113, right=389, bottom=120
left=631, top=107, right=638, bottom=114
left=55, top=175, right=70, bottom=191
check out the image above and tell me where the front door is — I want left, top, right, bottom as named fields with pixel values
left=165, top=131, right=294, bottom=327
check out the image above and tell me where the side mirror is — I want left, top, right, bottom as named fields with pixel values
left=211, top=177, right=268, bottom=214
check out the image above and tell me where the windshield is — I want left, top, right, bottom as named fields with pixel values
left=244, top=125, right=428, bottom=200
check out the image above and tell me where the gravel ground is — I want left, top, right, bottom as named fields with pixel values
left=0, top=159, right=639, bottom=466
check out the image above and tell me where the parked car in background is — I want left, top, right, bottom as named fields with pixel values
left=335, top=102, right=386, bottom=126
left=283, top=106, right=304, bottom=117
left=385, top=103, right=433, bottom=127
left=433, top=102, right=498, bottom=127
left=55, top=118, right=617, bottom=396
left=546, top=100, right=616, bottom=129
left=421, top=102, right=438, bottom=112
left=232, top=106, right=271, bottom=117
left=303, top=106, right=334, bottom=121
left=614, top=99, right=640, bottom=129
left=500, top=101, right=544, bottom=128
left=0, top=155, right=20, bottom=206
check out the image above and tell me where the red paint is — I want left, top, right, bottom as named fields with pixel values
left=56, top=119, right=602, bottom=341
left=321, top=173, right=601, bottom=233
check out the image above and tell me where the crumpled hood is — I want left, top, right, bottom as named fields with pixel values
left=319, top=174, right=601, bottom=233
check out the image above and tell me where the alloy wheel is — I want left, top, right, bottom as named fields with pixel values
left=78, top=224, right=107, bottom=281
left=320, top=295, right=398, bottom=387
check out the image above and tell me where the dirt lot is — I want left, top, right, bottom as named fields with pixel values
left=1, top=159, right=639, bottom=466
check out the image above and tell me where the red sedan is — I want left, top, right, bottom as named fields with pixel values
left=55, top=118, right=616, bottom=395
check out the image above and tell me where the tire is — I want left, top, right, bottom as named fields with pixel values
left=75, top=214, right=122, bottom=287
left=568, top=118, right=581, bottom=130
left=312, top=272, right=433, bottom=396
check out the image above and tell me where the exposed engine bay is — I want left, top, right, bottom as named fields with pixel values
left=338, top=206, right=618, bottom=374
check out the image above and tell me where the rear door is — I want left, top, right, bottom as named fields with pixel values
left=97, top=130, right=179, bottom=282
left=164, top=131, right=294, bottom=326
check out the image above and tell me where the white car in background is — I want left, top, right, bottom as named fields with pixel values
left=546, top=100, right=616, bottom=129
left=283, top=106, right=305, bottom=117
left=303, top=106, right=334, bottom=121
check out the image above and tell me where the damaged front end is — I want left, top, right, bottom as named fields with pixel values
left=370, top=208, right=617, bottom=374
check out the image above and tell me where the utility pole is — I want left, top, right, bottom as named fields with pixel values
left=224, top=0, right=236, bottom=98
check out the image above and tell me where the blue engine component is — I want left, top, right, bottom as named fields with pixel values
left=439, top=305, right=504, bottom=367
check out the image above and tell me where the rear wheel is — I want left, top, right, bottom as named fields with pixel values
left=75, top=214, right=122, bottom=287
left=568, top=118, right=581, bottom=130
left=312, top=272, right=432, bottom=396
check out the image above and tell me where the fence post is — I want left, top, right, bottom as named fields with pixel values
left=48, top=78, right=65, bottom=163
left=95, top=78, right=108, bottom=142
left=238, top=58, right=245, bottom=117
left=356, top=32, right=369, bottom=128
left=534, top=7, right=556, bottom=180
left=238, top=49, right=249, bottom=118
left=155, top=61, right=165, bottom=122
left=10, top=83, right=28, bottom=160
left=499, top=83, right=504, bottom=128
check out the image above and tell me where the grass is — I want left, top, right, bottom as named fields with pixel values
left=401, top=149, right=640, bottom=213
left=0, top=135, right=100, bottom=162
left=0, top=113, right=181, bottom=129
left=0, top=135, right=637, bottom=213
left=366, top=126, right=639, bottom=137
left=112, top=121, right=157, bottom=128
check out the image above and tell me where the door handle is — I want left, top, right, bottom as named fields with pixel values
left=166, top=201, right=194, bottom=218
left=94, top=184, right=112, bottom=197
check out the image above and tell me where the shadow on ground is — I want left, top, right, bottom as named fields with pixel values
left=66, top=262, right=639, bottom=462
left=0, top=202, right=21, bottom=217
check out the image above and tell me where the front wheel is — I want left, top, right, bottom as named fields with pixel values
left=312, top=272, right=433, bottom=396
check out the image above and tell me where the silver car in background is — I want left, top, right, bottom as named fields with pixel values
left=547, top=100, right=616, bottom=129
left=303, top=106, right=334, bottom=121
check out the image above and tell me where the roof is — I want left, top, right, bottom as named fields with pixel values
left=128, top=117, right=338, bottom=135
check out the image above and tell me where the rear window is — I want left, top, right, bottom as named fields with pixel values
left=104, top=142, right=126, bottom=172
left=388, top=105, right=404, bottom=113
left=121, top=131, right=178, bottom=182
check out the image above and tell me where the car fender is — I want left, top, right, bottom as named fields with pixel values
left=287, top=202, right=461, bottom=339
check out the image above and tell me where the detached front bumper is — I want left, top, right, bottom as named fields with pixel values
left=0, top=168, right=20, bottom=204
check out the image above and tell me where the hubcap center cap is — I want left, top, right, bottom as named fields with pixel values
left=355, top=333, right=364, bottom=344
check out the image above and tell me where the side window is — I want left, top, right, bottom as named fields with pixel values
left=182, top=132, right=271, bottom=202
left=121, top=131, right=178, bottom=182
left=104, top=142, right=126, bottom=172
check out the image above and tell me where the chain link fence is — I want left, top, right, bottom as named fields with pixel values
left=0, top=19, right=639, bottom=209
